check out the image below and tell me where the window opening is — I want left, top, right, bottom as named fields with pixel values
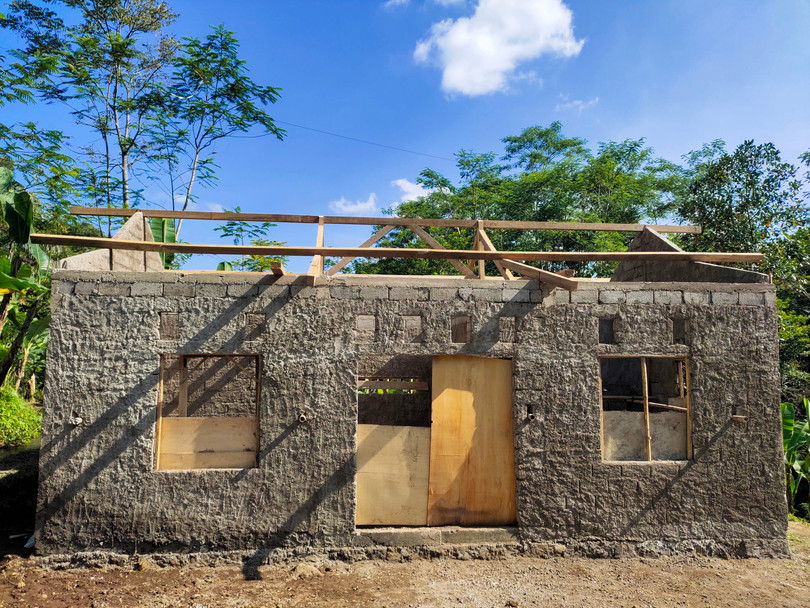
left=357, top=376, right=430, bottom=427
left=451, top=315, right=471, bottom=343
left=155, top=354, right=260, bottom=470
left=598, top=318, right=615, bottom=344
left=672, top=318, right=687, bottom=345
left=600, top=356, right=691, bottom=461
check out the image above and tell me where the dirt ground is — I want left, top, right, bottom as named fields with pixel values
left=2, top=447, right=809, bottom=607
left=0, top=522, right=806, bottom=608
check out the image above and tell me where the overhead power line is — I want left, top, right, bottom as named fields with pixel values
left=234, top=120, right=454, bottom=162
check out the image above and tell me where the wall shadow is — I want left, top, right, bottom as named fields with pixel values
left=37, top=275, right=306, bottom=536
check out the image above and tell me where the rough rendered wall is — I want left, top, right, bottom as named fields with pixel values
left=37, top=272, right=788, bottom=557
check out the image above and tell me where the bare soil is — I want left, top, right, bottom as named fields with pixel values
left=2, top=447, right=809, bottom=607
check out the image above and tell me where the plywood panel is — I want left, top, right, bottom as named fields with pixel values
left=602, top=411, right=647, bottom=461
left=603, top=411, right=687, bottom=461
left=356, top=424, right=430, bottom=526
left=159, top=451, right=256, bottom=470
left=650, top=412, right=688, bottom=460
left=159, top=417, right=258, bottom=454
left=428, top=355, right=516, bottom=526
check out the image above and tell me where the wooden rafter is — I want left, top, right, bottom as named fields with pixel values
left=31, top=234, right=764, bottom=263
left=475, top=224, right=515, bottom=280
left=325, top=224, right=395, bottom=276
left=494, top=259, right=578, bottom=291
left=409, top=224, right=476, bottom=279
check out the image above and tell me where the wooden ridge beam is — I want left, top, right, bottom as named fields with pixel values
left=31, top=234, right=763, bottom=263
left=68, top=206, right=701, bottom=234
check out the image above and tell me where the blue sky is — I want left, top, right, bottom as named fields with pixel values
left=3, top=0, right=810, bottom=271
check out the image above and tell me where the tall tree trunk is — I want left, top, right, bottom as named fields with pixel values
left=0, top=300, right=38, bottom=387
left=0, top=293, right=13, bottom=338
left=13, top=345, right=30, bottom=393
left=176, top=148, right=201, bottom=237
left=121, top=150, right=129, bottom=209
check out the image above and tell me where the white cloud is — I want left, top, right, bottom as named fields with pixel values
left=414, top=0, right=584, bottom=97
left=555, top=95, right=599, bottom=114
left=392, top=178, right=429, bottom=203
left=329, top=193, right=378, bottom=215
left=186, top=198, right=225, bottom=213
left=383, top=0, right=410, bottom=8
left=434, top=0, right=467, bottom=5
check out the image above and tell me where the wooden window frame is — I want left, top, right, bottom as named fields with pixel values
left=155, top=353, right=261, bottom=471
left=598, top=355, right=692, bottom=462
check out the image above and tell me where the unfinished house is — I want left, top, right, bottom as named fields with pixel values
left=32, top=209, right=790, bottom=559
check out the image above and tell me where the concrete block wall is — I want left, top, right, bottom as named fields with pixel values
left=36, top=271, right=789, bottom=557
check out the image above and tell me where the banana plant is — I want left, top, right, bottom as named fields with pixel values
left=0, top=167, right=50, bottom=388
left=10, top=314, right=50, bottom=394
left=782, top=400, right=810, bottom=516
left=150, top=217, right=177, bottom=269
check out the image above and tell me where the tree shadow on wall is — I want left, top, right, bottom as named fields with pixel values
left=36, top=275, right=306, bottom=546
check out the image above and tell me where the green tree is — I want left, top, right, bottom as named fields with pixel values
left=676, top=140, right=803, bottom=255
left=676, top=141, right=809, bottom=405
left=1, top=0, right=179, bottom=215
left=214, top=206, right=287, bottom=271
left=352, top=124, right=684, bottom=277
left=0, top=167, right=50, bottom=389
left=148, top=26, right=285, bottom=236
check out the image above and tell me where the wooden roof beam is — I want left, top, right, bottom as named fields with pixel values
left=68, top=206, right=701, bottom=234
left=30, top=234, right=763, bottom=263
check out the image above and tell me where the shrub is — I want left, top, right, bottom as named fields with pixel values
left=0, top=386, right=41, bottom=447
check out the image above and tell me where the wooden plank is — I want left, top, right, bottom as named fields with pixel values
left=307, top=216, right=325, bottom=279
left=158, top=417, right=258, bottom=454
left=68, top=206, right=701, bottom=233
left=496, top=259, right=579, bottom=291
left=326, top=224, right=394, bottom=275
left=356, top=424, right=430, bottom=526
left=29, top=234, right=764, bottom=262
left=469, top=229, right=480, bottom=272
left=177, top=355, right=188, bottom=417
left=357, top=380, right=430, bottom=391
left=475, top=221, right=486, bottom=279
left=598, top=359, right=604, bottom=460
left=270, top=261, right=285, bottom=275
left=409, top=224, right=476, bottom=279
left=685, top=358, right=693, bottom=460
left=155, top=355, right=167, bottom=470
left=158, top=451, right=257, bottom=470
left=476, top=226, right=515, bottom=280
left=641, top=357, right=652, bottom=461
left=629, top=399, right=687, bottom=413
left=428, top=355, right=516, bottom=526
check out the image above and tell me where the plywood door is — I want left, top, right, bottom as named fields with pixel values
left=355, top=424, right=431, bottom=526
left=428, top=355, right=516, bottom=526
